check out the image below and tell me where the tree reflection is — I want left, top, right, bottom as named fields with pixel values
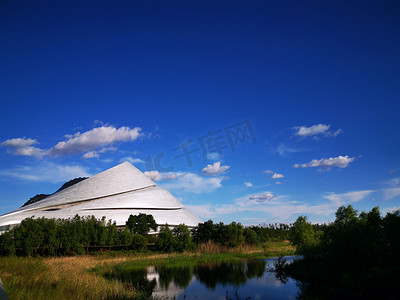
left=195, top=260, right=266, bottom=289
left=156, top=265, right=193, bottom=289
left=104, top=260, right=267, bottom=297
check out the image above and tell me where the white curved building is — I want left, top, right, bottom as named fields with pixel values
left=0, top=162, right=201, bottom=233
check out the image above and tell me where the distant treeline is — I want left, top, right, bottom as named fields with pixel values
left=0, top=214, right=292, bottom=257
left=279, top=205, right=400, bottom=298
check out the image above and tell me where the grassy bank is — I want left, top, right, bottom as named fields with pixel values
left=0, top=241, right=294, bottom=300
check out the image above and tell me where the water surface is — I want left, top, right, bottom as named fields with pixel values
left=107, top=256, right=303, bottom=299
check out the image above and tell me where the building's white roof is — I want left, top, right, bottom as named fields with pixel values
left=0, top=162, right=202, bottom=228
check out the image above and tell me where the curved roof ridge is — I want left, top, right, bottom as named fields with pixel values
left=13, top=161, right=155, bottom=213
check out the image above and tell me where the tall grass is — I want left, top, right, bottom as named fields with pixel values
left=0, top=256, right=147, bottom=299
left=196, top=240, right=260, bottom=254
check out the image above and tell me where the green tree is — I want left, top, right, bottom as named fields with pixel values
left=97, top=217, right=108, bottom=247
left=335, top=205, right=358, bottom=225
left=119, top=229, right=134, bottom=250
left=42, top=218, right=58, bottom=256
left=243, top=227, right=259, bottom=245
left=16, top=217, right=45, bottom=256
left=106, top=220, right=119, bottom=246
left=173, top=224, right=193, bottom=252
left=126, top=213, right=157, bottom=235
left=131, top=234, right=148, bottom=251
left=290, top=216, right=320, bottom=254
left=192, top=220, right=216, bottom=244
left=0, top=231, right=16, bottom=256
left=224, top=222, right=244, bottom=247
left=155, top=224, right=176, bottom=252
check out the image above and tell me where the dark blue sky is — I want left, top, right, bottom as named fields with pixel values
left=1, top=1, right=399, bottom=223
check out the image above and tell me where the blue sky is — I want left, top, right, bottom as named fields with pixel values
left=1, top=0, right=399, bottom=224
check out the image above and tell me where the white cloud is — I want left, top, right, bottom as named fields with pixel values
left=383, top=187, right=400, bottom=200
left=163, top=173, right=179, bottom=180
left=144, top=171, right=163, bottom=181
left=202, top=162, right=230, bottom=176
left=1, top=126, right=142, bottom=158
left=271, top=173, right=284, bottom=179
left=0, top=162, right=91, bottom=183
left=82, top=151, right=99, bottom=159
left=264, top=170, right=284, bottom=179
left=384, top=177, right=400, bottom=186
left=293, top=155, right=355, bottom=170
left=275, top=181, right=283, bottom=185
left=244, top=182, right=253, bottom=187
left=50, top=126, right=141, bottom=156
left=144, top=171, right=178, bottom=181
left=190, top=192, right=338, bottom=222
left=120, top=156, right=145, bottom=164
left=324, top=190, right=374, bottom=205
left=381, top=177, right=400, bottom=200
left=161, top=172, right=224, bottom=194
left=1, top=137, right=44, bottom=158
left=1, top=137, right=38, bottom=148
left=293, top=124, right=342, bottom=138
left=83, top=146, right=118, bottom=159
left=185, top=204, right=218, bottom=219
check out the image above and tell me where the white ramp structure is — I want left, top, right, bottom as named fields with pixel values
left=0, top=162, right=201, bottom=233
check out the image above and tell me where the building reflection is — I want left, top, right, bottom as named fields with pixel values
left=106, top=260, right=267, bottom=298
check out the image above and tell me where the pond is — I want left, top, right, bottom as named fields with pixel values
left=104, top=256, right=321, bottom=299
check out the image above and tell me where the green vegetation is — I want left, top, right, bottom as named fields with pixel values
left=126, top=213, right=157, bottom=236
left=192, top=219, right=290, bottom=247
left=281, top=205, right=400, bottom=298
left=0, top=214, right=294, bottom=257
left=0, top=215, right=122, bottom=256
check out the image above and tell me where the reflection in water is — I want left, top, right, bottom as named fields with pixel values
left=194, top=260, right=266, bottom=289
left=105, top=257, right=337, bottom=299
left=104, top=267, right=157, bottom=298
left=156, top=265, right=193, bottom=290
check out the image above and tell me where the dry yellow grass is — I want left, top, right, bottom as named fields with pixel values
left=196, top=241, right=262, bottom=254
left=1, top=255, right=140, bottom=300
